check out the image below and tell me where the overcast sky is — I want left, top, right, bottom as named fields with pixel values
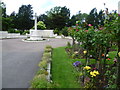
left=1, top=0, right=120, bottom=16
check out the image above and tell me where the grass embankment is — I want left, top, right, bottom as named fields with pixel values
left=52, top=47, right=80, bottom=88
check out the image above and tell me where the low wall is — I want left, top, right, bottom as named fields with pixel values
left=0, top=31, right=22, bottom=39
left=30, top=30, right=57, bottom=37
left=7, top=33, right=20, bottom=38
left=0, top=31, right=8, bottom=38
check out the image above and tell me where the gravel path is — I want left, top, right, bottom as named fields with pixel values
left=2, top=38, right=72, bottom=88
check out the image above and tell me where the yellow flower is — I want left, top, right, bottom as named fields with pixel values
left=118, top=52, right=120, bottom=57
left=90, top=70, right=99, bottom=77
left=83, top=66, right=91, bottom=70
left=93, top=70, right=99, bottom=75
left=90, top=71, right=96, bottom=77
left=83, top=50, right=87, bottom=54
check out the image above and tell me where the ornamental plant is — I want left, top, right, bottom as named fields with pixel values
left=83, top=66, right=100, bottom=88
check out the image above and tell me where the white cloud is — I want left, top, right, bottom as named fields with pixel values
left=2, top=0, right=120, bottom=16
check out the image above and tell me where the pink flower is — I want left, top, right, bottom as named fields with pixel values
left=76, top=29, right=79, bottom=31
left=99, top=27, right=103, bottom=30
left=118, top=14, right=120, bottom=16
left=107, top=58, right=111, bottom=60
left=85, top=30, right=88, bottom=32
left=76, top=24, right=78, bottom=26
left=88, top=24, right=92, bottom=26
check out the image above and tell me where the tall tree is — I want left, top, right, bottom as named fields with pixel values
left=46, top=6, right=70, bottom=30
left=69, top=12, right=88, bottom=26
left=38, top=14, right=51, bottom=29
left=0, top=1, right=6, bottom=17
left=16, top=4, right=34, bottom=30
left=86, top=8, right=99, bottom=28
left=1, top=2, right=12, bottom=31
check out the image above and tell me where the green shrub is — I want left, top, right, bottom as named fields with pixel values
left=36, top=69, right=48, bottom=75
left=44, top=48, right=52, bottom=53
left=15, top=30, right=20, bottom=33
left=46, top=45, right=52, bottom=49
left=61, top=27, right=68, bottom=36
left=8, top=29, right=15, bottom=33
left=53, top=28, right=61, bottom=35
left=43, top=52, right=51, bottom=58
left=32, top=21, right=46, bottom=30
left=42, top=56, right=52, bottom=62
left=38, top=60, right=47, bottom=69
left=22, top=30, right=29, bottom=35
left=31, top=74, right=48, bottom=88
left=67, top=41, right=71, bottom=47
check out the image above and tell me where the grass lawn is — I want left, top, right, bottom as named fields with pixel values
left=51, top=47, right=80, bottom=88
left=51, top=46, right=117, bottom=88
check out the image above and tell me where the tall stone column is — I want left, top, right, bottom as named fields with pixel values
left=34, top=13, right=37, bottom=31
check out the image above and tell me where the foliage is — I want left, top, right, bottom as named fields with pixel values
left=46, top=6, right=70, bottom=30
left=86, top=8, right=105, bottom=29
left=22, top=30, right=29, bottom=35
left=31, top=74, right=48, bottom=88
left=69, top=12, right=88, bottom=26
left=31, top=45, right=53, bottom=88
left=65, top=11, right=119, bottom=88
left=53, top=28, right=60, bottom=35
left=16, top=4, right=34, bottom=30
left=37, top=21, right=46, bottom=30
left=61, top=27, right=68, bottom=36
left=46, top=45, right=52, bottom=49
left=32, top=21, right=46, bottom=30
left=0, top=2, right=6, bottom=17
left=2, top=17, right=13, bottom=31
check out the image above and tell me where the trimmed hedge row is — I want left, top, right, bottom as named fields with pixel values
left=31, top=45, right=54, bottom=88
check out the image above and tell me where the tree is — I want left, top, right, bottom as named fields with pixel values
left=32, top=21, right=46, bottom=30
left=16, top=4, right=34, bottom=30
left=0, top=2, right=6, bottom=17
left=46, top=6, right=70, bottom=31
left=1, top=2, right=12, bottom=31
left=86, top=8, right=98, bottom=28
left=69, top=12, right=88, bottom=26
left=38, top=14, right=51, bottom=29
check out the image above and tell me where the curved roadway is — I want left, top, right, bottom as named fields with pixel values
left=2, top=38, right=72, bottom=88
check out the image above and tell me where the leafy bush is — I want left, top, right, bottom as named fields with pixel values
left=32, top=21, right=46, bottom=30
left=8, top=29, right=15, bottom=33
left=46, top=45, right=52, bottom=49
left=31, top=45, right=53, bottom=88
left=67, top=42, right=71, bottom=47
left=43, top=52, right=51, bottom=58
left=15, top=30, right=20, bottom=33
left=22, top=30, right=29, bottom=35
left=44, top=48, right=52, bottom=53
left=53, top=28, right=61, bottom=35
left=38, top=60, right=47, bottom=69
left=61, top=27, right=68, bottom=36
left=36, top=69, right=48, bottom=75
left=31, top=74, right=48, bottom=88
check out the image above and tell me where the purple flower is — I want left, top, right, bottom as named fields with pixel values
left=73, top=61, right=81, bottom=67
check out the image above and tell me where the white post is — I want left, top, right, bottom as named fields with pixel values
left=35, top=13, right=37, bottom=31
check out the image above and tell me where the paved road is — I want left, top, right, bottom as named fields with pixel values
left=2, top=38, right=72, bottom=88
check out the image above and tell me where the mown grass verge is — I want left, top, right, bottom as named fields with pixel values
left=51, top=47, right=80, bottom=88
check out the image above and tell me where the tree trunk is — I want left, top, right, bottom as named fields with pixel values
left=117, top=42, right=120, bottom=88
left=72, top=37, right=75, bottom=46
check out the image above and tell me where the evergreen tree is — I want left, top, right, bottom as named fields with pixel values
left=16, top=4, right=34, bottom=30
